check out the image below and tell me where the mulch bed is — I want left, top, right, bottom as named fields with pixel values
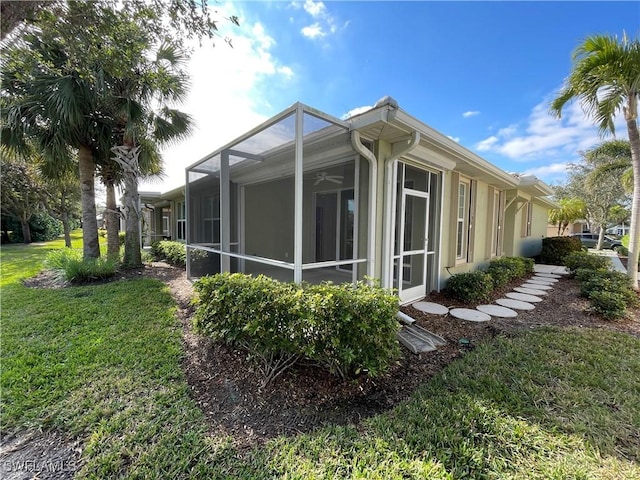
left=145, top=265, right=640, bottom=448
left=16, top=263, right=640, bottom=453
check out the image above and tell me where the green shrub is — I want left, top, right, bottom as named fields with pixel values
left=446, top=271, right=493, bottom=303
left=540, top=236, right=583, bottom=265
left=485, top=257, right=532, bottom=288
left=151, top=240, right=186, bottom=267
left=193, top=273, right=400, bottom=384
left=5, top=212, right=63, bottom=243
left=588, top=291, right=628, bottom=320
left=578, top=270, right=638, bottom=307
left=46, top=248, right=118, bottom=283
left=564, top=251, right=611, bottom=277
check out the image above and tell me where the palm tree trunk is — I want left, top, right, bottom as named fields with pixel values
left=112, top=144, right=142, bottom=267
left=78, top=144, right=100, bottom=259
left=61, top=211, right=72, bottom=248
left=105, top=180, right=121, bottom=259
left=627, top=119, right=640, bottom=289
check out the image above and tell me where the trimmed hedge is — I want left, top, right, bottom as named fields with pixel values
left=486, top=256, right=534, bottom=288
left=540, top=236, right=583, bottom=265
left=151, top=240, right=186, bottom=267
left=446, top=271, right=493, bottom=303
left=447, top=256, right=534, bottom=302
left=193, top=273, right=400, bottom=384
left=564, top=251, right=610, bottom=277
left=568, top=252, right=638, bottom=320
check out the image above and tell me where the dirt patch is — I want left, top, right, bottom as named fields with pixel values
left=0, top=431, right=82, bottom=480
left=16, top=263, right=640, bottom=455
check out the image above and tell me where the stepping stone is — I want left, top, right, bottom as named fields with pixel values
left=412, top=301, right=449, bottom=315
left=506, top=292, right=543, bottom=303
left=534, top=265, right=569, bottom=275
left=532, top=276, right=558, bottom=283
left=450, top=308, right=491, bottom=322
left=496, top=298, right=535, bottom=311
left=514, top=287, right=548, bottom=296
left=535, top=273, right=561, bottom=279
left=521, top=283, right=553, bottom=291
left=527, top=278, right=556, bottom=285
left=476, top=304, right=518, bottom=318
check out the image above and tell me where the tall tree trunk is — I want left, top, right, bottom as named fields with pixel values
left=112, top=145, right=142, bottom=267
left=105, top=180, right=121, bottom=259
left=78, top=144, right=100, bottom=259
left=61, top=210, right=72, bottom=248
left=596, top=227, right=605, bottom=250
left=20, top=216, right=32, bottom=244
left=626, top=118, right=640, bottom=289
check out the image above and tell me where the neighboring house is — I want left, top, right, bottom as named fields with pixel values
left=546, top=219, right=589, bottom=238
left=138, top=186, right=186, bottom=245
left=606, top=223, right=630, bottom=236
left=185, top=98, right=558, bottom=304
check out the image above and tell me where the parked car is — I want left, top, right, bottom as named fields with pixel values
left=570, top=233, right=623, bottom=250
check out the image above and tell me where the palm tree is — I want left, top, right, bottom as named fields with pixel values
left=551, top=33, right=640, bottom=288
left=549, top=197, right=586, bottom=235
left=107, top=43, right=192, bottom=267
left=1, top=34, right=111, bottom=259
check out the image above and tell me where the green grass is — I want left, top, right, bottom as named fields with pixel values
left=2, top=235, right=640, bottom=478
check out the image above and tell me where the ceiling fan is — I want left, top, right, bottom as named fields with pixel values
left=313, top=171, right=344, bottom=186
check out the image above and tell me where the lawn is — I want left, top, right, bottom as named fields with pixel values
left=2, top=235, right=639, bottom=479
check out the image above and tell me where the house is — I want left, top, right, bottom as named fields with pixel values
left=138, top=186, right=186, bottom=246
left=185, top=98, right=557, bottom=304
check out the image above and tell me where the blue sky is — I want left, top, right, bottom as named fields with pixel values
left=147, top=1, right=640, bottom=192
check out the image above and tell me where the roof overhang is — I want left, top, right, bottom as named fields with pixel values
left=349, top=101, right=519, bottom=189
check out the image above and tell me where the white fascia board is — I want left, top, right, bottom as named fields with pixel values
left=348, top=105, right=393, bottom=130
left=391, top=109, right=519, bottom=188
left=404, top=145, right=456, bottom=171
left=517, top=176, right=555, bottom=197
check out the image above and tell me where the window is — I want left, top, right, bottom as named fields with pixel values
left=456, top=177, right=473, bottom=262
left=521, top=201, right=532, bottom=237
left=176, top=201, right=186, bottom=241
left=488, top=188, right=504, bottom=258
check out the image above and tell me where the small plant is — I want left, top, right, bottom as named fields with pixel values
left=540, top=236, right=583, bottom=265
left=588, top=291, right=628, bottom=320
left=564, top=251, right=611, bottom=277
left=151, top=240, right=186, bottom=267
left=446, top=271, right=493, bottom=303
left=46, top=248, right=118, bottom=283
left=485, top=257, right=533, bottom=288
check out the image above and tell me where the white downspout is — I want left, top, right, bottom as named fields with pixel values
left=381, top=132, right=421, bottom=288
left=351, top=130, right=377, bottom=280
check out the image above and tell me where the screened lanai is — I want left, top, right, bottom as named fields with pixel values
left=186, top=103, right=371, bottom=284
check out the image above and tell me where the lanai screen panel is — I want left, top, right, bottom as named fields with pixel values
left=237, top=112, right=296, bottom=276
left=300, top=111, right=367, bottom=284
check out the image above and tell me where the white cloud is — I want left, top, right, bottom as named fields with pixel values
left=474, top=97, right=627, bottom=162
left=462, top=110, right=480, bottom=118
left=295, top=0, right=341, bottom=41
left=141, top=3, right=294, bottom=192
left=341, top=105, right=373, bottom=119
left=303, top=0, right=326, bottom=17
left=476, top=135, right=498, bottom=151
left=301, top=23, right=326, bottom=39
left=521, top=162, right=572, bottom=178
left=447, top=135, right=460, bottom=143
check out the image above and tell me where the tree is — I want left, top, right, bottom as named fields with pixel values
left=2, top=1, right=236, bottom=262
left=551, top=32, right=640, bottom=288
left=549, top=197, right=586, bottom=235
left=0, top=156, right=43, bottom=243
left=105, top=42, right=191, bottom=267
left=41, top=172, right=81, bottom=248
